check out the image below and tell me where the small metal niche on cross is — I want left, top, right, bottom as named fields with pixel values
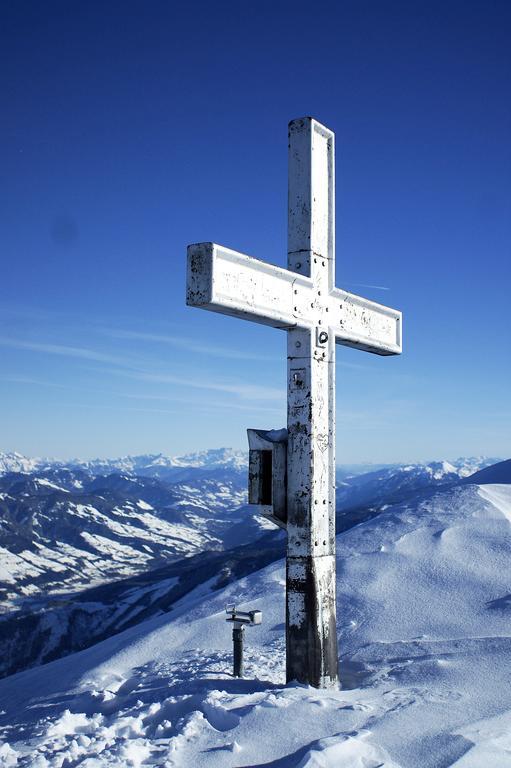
left=186, top=117, right=402, bottom=689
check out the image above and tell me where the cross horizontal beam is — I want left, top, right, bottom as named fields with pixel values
left=187, top=242, right=402, bottom=355
left=187, top=242, right=296, bottom=329
left=328, top=288, right=401, bottom=355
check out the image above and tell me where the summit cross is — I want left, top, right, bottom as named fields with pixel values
left=186, top=117, right=402, bottom=688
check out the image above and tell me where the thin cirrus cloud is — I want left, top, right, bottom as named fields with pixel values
left=0, top=374, right=69, bottom=389
left=343, top=283, right=390, bottom=292
left=0, top=335, right=283, bottom=403
left=0, top=336, right=139, bottom=368
left=116, top=368, right=283, bottom=402
left=121, top=392, right=283, bottom=414
left=0, top=333, right=371, bottom=399
left=70, top=398, right=282, bottom=417
left=102, top=328, right=277, bottom=362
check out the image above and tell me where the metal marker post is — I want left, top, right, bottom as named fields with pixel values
left=232, top=624, right=244, bottom=678
left=226, top=605, right=262, bottom=678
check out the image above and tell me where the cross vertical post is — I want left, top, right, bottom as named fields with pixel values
left=286, top=118, right=338, bottom=686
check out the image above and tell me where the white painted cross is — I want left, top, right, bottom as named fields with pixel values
left=186, top=117, right=402, bottom=688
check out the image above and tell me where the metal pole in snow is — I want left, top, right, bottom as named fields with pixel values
left=233, top=624, right=244, bottom=678
left=225, top=605, right=262, bottom=678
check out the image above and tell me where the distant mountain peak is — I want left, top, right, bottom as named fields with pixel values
left=167, top=448, right=247, bottom=470
left=0, top=449, right=249, bottom=477
left=0, top=451, right=43, bottom=475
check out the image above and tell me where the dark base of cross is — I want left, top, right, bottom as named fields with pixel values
left=286, top=554, right=339, bottom=687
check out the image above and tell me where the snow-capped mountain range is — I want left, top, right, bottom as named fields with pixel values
left=0, top=450, right=506, bottom=681
left=0, top=448, right=248, bottom=480
left=0, top=449, right=497, bottom=482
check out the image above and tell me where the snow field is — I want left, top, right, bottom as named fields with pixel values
left=0, top=483, right=510, bottom=766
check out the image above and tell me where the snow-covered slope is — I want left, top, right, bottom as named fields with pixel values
left=0, top=529, right=284, bottom=681
left=462, top=458, right=511, bottom=486
left=1, top=482, right=510, bottom=767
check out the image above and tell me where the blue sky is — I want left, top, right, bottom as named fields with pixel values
left=1, top=0, right=510, bottom=462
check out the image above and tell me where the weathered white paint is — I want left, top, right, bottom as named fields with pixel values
left=186, top=117, right=402, bottom=688
left=287, top=590, right=306, bottom=628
